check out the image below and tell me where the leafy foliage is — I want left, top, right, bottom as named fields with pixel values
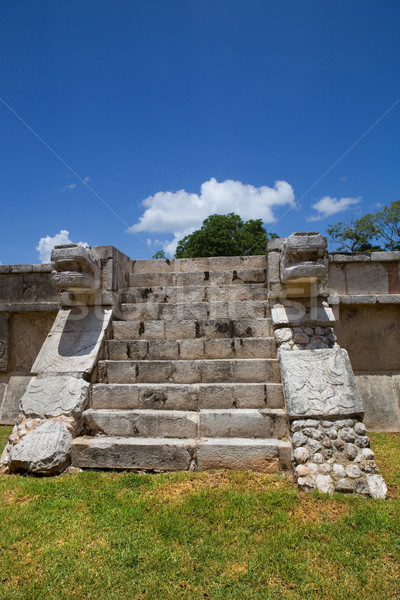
left=327, top=200, right=400, bottom=252
left=174, top=213, right=277, bottom=258
left=152, top=250, right=167, bottom=259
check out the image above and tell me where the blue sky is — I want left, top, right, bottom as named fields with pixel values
left=1, top=0, right=399, bottom=263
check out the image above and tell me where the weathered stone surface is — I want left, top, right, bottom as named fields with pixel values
left=0, top=375, right=31, bottom=425
left=316, top=474, right=334, bottom=494
left=21, top=374, right=90, bottom=419
left=280, top=348, right=363, bottom=419
left=367, top=474, right=387, bottom=499
left=0, top=314, right=8, bottom=371
left=355, top=374, right=400, bottom=432
left=197, top=438, right=282, bottom=473
left=8, top=420, right=72, bottom=474
left=71, top=436, right=194, bottom=471
left=199, top=409, right=284, bottom=439
left=84, top=409, right=198, bottom=438
left=32, top=308, right=112, bottom=375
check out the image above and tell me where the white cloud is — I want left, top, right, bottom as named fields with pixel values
left=129, top=177, right=295, bottom=256
left=62, top=183, right=76, bottom=191
left=307, top=195, right=361, bottom=222
left=36, top=230, right=88, bottom=263
left=84, top=176, right=90, bottom=183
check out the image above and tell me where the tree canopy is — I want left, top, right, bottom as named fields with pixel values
left=174, top=213, right=277, bottom=258
left=326, top=200, right=400, bottom=252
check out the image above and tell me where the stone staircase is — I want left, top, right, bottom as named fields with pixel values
left=71, top=255, right=291, bottom=472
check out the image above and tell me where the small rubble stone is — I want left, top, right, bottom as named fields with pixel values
left=312, top=453, right=324, bottom=464
left=295, top=464, right=311, bottom=477
left=367, top=474, right=387, bottom=499
left=318, top=463, right=332, bottom=475
left=346, top=444, right=358, bottom=460
left=332, top=463, right=346, bottom=478
left=305, top=419, right=319, bottom=428
left=293, top=447, right=311, bottom=463
left=355, top=435, right=370, bottom=448
left=335, top=478, right=354, bottom=493
left=316, top=474, right=334, bottom=494
left=354, top=422, right=367, bottom=435
left=292, top=431, right=308, bottom=447
left=307, top=439, right=322, bottom=454
left=354, top=480, right=369, bottom=495
left=307, top=462, right=319, bottom=474
left=340, top=428, right=356, bottom=443
left=361, top=448, right=374, bottom=460
left=345, top=464, right=362, bottom=479
left=326, top=428, right=338, bottom=439
left=297, top=476, right=316, bottom=491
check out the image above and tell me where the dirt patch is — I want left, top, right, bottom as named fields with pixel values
left=291, top=495, right=351, bottom=523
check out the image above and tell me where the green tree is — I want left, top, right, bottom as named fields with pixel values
left=152, top=250, right=167, bottom=259
left=174, top=213, right=277, bottom=258
left=326, top=199, right=400, bottom=252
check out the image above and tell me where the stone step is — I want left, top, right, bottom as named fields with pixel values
left=105, top=337, right=276, bottom=361
left=83, top=409, right=198, bottom=438
left=128, top=268, right=265, bottom=288
left=91, top=382, right=285, bottom=411
left=120, top=283, right=268, bottom=304
left=131, top=255, right=266, bottom=274
left=119, top=300, right=268, bottom=321
left=71, top=436, right=291, bottom=473
left=83, top=408, right=287, bottom=439
left=98, top=358, right=281, bottom=384
left=112, top=318, right=273, bottom=340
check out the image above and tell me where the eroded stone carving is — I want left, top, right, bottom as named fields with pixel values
left=21, top=374, right=90, bottom=419
left=280, top=348, right=364, bottom=419
left=51, top=244, right=101, bottom=292
left=280, top=232, right=328, bottom=284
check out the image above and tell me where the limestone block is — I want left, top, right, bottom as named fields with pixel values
left=267, top=252, right=281, bottom=284
left=91, top=383, right=199, bottom=411
left=271, top=303, right=335, bottom=326
left=197, top=383, right=266, bottom=409
left=84, top=409, right=198, bottom=438
left=127, top=340, right=149, bottom=360
left=32, top=307, right=112, bottom=375
left=0, top=375, right=31, bottom=425
left=234, top=338, right=276, bottom=359
left=147, top=340, right=179, bottom=360
left=71, top=437, right=194, bottom=471
left=280, top=348, right=364, bottom=419
left=113, top=320, right=164, bottom=340
left=106, top=340, right=129, bottom=360
left=233, top=319, right=273, bottom=338
left=164, top=320, right=196, bottom=340
left=20, top=374, right=90, bottom=419
left=199, top=409, right=274, bottom=438
left=346, top=263, right=388, bottom=295
left=328, top=264, right=346, bottom=294
left=355, top=374, right=400, bottom=432
left=204, top=338, right=235, bottom=359
left=266, top=383, right=285, bottom=408
left=179, top=339, right=205, bottom=360
left=227, top=301, right=266, bottom=319
left=197, top=438, right=280, bottom=473
left=8, top=420, right=72, bottom=474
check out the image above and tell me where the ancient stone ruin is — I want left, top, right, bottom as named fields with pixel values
left=1, top=233, right=398, bottom=498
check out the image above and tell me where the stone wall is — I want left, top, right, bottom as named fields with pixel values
left=0, top=265, right=59, bottom=424
left=328, top=253, right=400, bottom=432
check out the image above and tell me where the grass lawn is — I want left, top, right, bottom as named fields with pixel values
left=0, top=427, right=399, bottom=600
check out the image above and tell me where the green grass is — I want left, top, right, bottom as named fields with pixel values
left=0, top=429, right=399, bottom=600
